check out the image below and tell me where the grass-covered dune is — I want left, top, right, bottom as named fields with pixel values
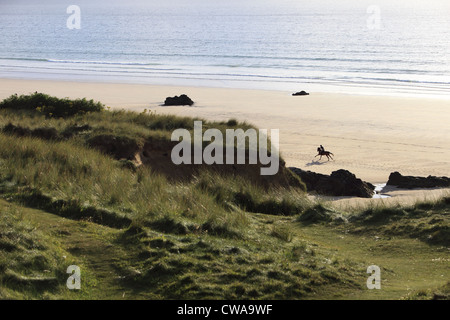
left=0, top=93, right=304, bottom=189
left=0, top=93, right=448, bottom=300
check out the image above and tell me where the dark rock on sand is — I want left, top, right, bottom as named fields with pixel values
left=289, top=167, right=375, bottom=198
left=387, top=171, right=450, bottom=189
left=163, top=94, right=194, bottom=106
left=292, top=91, right=309, bottom=96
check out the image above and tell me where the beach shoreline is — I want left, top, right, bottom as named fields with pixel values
left=1, top=77, right=449, bottom=188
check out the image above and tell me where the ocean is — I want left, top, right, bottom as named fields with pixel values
left=1, top=0, right=449, bottom=97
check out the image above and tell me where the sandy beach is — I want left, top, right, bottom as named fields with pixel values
left=1, top=78, right=449, bottom=192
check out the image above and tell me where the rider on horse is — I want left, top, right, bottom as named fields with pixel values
left=316, top=145, right=334, bottom=161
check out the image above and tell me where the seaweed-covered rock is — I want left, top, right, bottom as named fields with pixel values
left=163, top=94, right=194, bottom=106
left=292, top=91, right=309, bottom=96
left=387, top=171, right=450, bottom=189
left=289, top=167, right=375, bottom=198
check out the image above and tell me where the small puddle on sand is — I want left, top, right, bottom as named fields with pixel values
left=372, top=183, right=391, bottom=199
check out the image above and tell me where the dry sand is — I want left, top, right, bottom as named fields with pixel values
left=1, top=78, right=449, bottom=206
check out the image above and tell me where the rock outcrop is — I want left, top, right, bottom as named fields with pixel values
left=163, top=94, right=194, bottom=106
left=387, top=171, right=450, bottom=189
left=289, top=167, right=375, bottom=198
left=292, top=91, right=309, bottom=96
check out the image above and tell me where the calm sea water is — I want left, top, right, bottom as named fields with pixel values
left=1, top=0, right=449, bottom=97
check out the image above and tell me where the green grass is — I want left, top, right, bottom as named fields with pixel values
left=295, top=222, right=449, bottom=299
left=0, top=93, right=448, bottom=300
left=194, top=171, right=309, bottom=215
left=402, top=281, right=449, bottom=300
left=347, top=197, right=450, bottom=246
left=0, top=133, right=254, bottom=238
left=0, top=99, right=255, bottom=147
left=0, top=197, right=365, bottom=299
left=0, top=199, right=83, bottom=299
left=0, top=92, right=104, bottom=118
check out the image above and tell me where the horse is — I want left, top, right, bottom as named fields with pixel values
left=315, top=147, right=334, bottom=161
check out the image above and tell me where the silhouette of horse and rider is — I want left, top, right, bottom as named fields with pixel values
left=315, top=145, right=334, bottom=161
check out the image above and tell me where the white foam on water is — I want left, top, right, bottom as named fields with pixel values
left=372, top=183, right=390, bottom=199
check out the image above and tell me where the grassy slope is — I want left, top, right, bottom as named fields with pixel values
left=1, top=198, right=448, bottom=300
left=0, top=94, right=448, bottom=299
left=0, top=199, right=359, bottom=299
